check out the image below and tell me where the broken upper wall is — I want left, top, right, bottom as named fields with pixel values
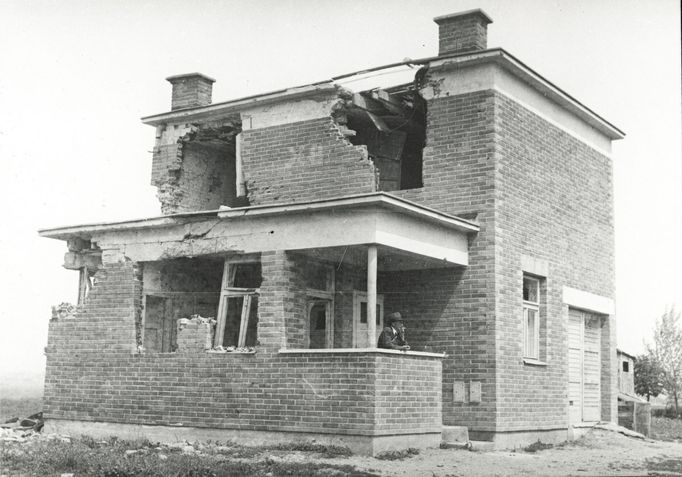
left=149, top=78, right=379, bottom=213
left=238, top=86, right=378, bottom=205
left=143, top=9, right=623, bottom=215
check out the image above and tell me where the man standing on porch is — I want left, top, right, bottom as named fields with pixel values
left=378, top=312, right=410, bottom=350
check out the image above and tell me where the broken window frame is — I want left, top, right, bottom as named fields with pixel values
left=77, top=266, right=93, bottom=305
left=214, top=256, right=261, bottom=348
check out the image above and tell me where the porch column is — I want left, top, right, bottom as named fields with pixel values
left=367, top=245, right=377, bottom=348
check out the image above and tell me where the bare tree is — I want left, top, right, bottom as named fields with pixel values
left=649, top=308, right=682, bottom=416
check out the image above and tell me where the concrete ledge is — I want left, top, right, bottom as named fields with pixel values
left=278, top=347, right=445, bottom=358
left=442, top=425, right=469, bottom=443
left=563, top=286, right=615, bottom=315
left=44, top=419, right=441, bottom=457
left=468, top=428, right=571, bottom=450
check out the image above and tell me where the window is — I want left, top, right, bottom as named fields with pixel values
left=352, top=291, right=384, bottom=348
left=304, top=262, right=334, bottom=349
left=523, top=275, right=540, bottom=360
left=214, top=259, right=262, bottom=349
left=622, top=361, right=629, bottom=372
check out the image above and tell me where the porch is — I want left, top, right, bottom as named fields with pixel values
left=39, top=193, right=477, bottom=453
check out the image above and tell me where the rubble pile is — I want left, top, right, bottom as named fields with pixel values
left=1, top=412, right=45, bottom=443
left=51, top=302, right=77, bottom=320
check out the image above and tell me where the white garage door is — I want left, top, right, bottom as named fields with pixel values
left=568, top=309, right=602, bottom=424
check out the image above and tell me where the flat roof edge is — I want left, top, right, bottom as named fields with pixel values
left=38, top=193, right=480, bottom=241
left=429, top=49, right=625, bottom=140
left=141, top=81, right=337, bottom=126
left=142, top=48, right=624, bottom=141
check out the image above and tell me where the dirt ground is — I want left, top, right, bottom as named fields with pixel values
left=2, top=425, right=682, bottom=476
left=319, top=429, right=682, bottom=477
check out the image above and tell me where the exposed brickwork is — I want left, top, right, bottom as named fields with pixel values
left=44, top=347, right=441, bottom=436
left=435, top=11, right=490, bottom=55
left=168, top=74, right=214, bottom=111
left=151, top=126, right=239, bottom=215
left=241, top=117, right=377, bottom=205
left=176, top=318, right=214, bottom=353
left=45, top=261, right=140, bottom=355
left=492, top=91, right=615, bottom=432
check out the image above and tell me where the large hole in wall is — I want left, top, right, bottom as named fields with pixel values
left=344, top=88, right=426, bottom=191
left=141, top=257, right=223, bottom=352
left=181, top=124, right=248, bottom=210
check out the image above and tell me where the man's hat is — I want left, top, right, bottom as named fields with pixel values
left=387, top=312, right=403, bottom=323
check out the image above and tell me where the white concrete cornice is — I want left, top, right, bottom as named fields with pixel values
left=38, top=192, right=479, bottom=241
left=278, top=348, right=446, bottom=358
left=426, top=48, right=624, bottom=142
left=141, top=82, right=337, bottom=127
left=562, top=286, right=615, bottom=315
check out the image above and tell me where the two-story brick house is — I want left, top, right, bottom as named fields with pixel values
left=40, top=10, right=624, bottom=453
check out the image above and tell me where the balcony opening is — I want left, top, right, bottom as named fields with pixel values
left=344, top=87, right=426, bottom=191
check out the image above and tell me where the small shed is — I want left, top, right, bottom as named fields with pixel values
left=617, top=349, right=636, bottom=395
left=617, top=349, right=650, bottom=436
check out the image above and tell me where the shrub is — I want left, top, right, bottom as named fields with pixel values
left=375, top=448, right=420, bottom=460
left=652, top=407, right=681, bottom=419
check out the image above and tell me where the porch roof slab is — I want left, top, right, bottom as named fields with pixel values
left=39, top=193, right=478, bottom=266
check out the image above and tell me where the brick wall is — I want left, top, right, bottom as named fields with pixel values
left=492, top=91, right=615, bottom=432
left=45, top=261, right=141, bottom=355
left=241, top=117, right=377, bottom=205
left=390, top=91, right=498, bottom=432
left=45, top=349, right=440, bottom=436
left=173, top=143, right=236, bottom=213
left=390, top=88, right=615, bottom=434
left=176, top=318, right=214, bottom=353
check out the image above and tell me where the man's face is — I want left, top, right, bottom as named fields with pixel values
left=393, top=321, right=405, bottom=333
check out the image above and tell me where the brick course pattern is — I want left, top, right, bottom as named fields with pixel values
left=151, top=139, right=235, bottom=215
left=390, top=88, right=616, bottom=435
left=241, top=117, right=377, bottom=205
left=492, top=91, right=615, bottom=432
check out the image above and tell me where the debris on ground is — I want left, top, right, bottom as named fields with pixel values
left=1, top=411, right=44, bottom=437
left=593, top=421, right=648, bottom=440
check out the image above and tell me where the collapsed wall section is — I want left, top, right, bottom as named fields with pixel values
left=151, top=121, right=241, bottom=215
left=239, top=92, right=378, bottom=206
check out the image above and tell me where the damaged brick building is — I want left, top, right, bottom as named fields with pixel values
left=40, top=10, right=624, bottom=453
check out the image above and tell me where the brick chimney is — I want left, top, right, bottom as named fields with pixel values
left=166, top=73, right=216, bottom=110
left=434, top=9, right=493, bottom=56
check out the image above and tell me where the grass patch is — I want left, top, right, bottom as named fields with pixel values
left=651, top=416, right=682, bottom=441
left=523, top=440, right=554, bottom=453
left=646, top=456, right=682, bottom=474
left=0, top=397, right=42, bottom=422
left=268, top=442, right=353, bottom=458
left=0, top=437, right=378, bottom=477
left=375, top=447, right=420, bottom=460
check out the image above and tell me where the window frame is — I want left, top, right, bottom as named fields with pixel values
left=305, top=264, right=335, bottom=349
left=214, top=256, right=261, bottom=349
left=522, top=275, right=541, bottom=360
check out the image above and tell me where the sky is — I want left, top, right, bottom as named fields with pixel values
left=0, top=0, right=680, bottom=386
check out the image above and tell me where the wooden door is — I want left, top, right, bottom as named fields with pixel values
left=568, top=308, right=602, bottom=424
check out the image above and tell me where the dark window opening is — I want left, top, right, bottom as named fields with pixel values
left=345, top=88, right=426, bottom=191
left=622, top=361, right=629, bottom=372
left=142, top=257, right=223, bottom=352
left=308, top=301, right=329, bottom=349
left=359, top=302, right=381, bottom=325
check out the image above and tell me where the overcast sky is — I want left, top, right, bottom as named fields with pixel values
left=1, top=0, right=680, bottom=380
